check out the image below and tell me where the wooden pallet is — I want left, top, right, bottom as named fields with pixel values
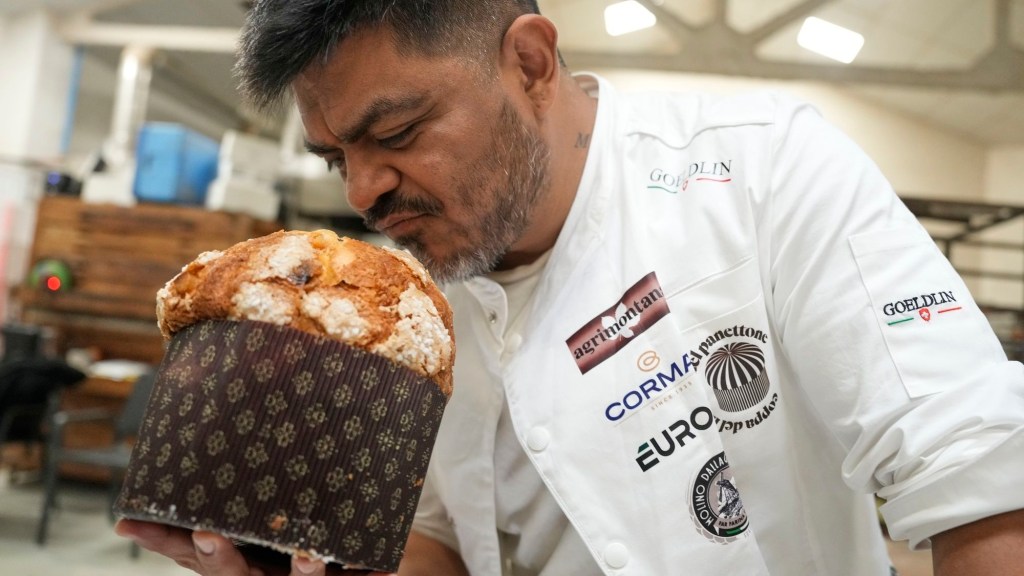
left=19, top=196, right=279, bottom=361
left=14, top=196, right=280, bottom=482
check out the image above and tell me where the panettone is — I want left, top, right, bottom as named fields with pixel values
left=115, top=230, right=455, bottom=571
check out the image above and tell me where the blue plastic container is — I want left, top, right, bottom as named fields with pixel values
left=133, top=123, right=219, bottom=205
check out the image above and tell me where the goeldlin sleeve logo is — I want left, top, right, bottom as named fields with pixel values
left=566, top=272, right=671, bottom=374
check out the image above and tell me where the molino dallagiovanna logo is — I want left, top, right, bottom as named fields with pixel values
left=689, top=451, right=749, bottom=543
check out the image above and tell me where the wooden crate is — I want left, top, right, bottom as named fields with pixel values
left=22, top=196, right=280, bottom=327
left=15, top=196, right=280, bottom=481
left=56, top=377, right=134, bottom=483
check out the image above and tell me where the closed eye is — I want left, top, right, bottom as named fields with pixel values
left=377, top=124, right=417, bottom=149
left=325, top=156, right=346, bottom=176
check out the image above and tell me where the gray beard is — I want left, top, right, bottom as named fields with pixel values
left=400, top=99, right=551, bottom=284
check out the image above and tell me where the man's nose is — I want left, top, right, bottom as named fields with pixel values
left=344, top=152, right=400, bottom=214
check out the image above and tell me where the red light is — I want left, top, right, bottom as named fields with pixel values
left=46, top=276, right=62, bottom=292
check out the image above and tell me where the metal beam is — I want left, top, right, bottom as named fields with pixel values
left=953, top=269, right=1024, bottom=282
left=561, top=0, right=1024, bottom=94
left=746, top=0, right=836, bottom=46
left=634, top=0, right=697, bottom=36
left=562, top=46, right=1024, bottom=92
left=58, top=21, right=239, bottom=53
left=69, top=0, right=143, bottom=19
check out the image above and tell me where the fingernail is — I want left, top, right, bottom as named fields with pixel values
left=193, top=534, right=216, bottom=555
left=293, top=557, right=318, bottom=574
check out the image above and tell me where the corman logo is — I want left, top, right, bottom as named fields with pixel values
left=604, top=351, right=698, bottom=422
left=689, top=451, right=749, bottom=543
left=647, top=160, right=733, bottom=194
left=567, top=272, right=670, bottom=374
left=882, top=290, right=961, bottom=326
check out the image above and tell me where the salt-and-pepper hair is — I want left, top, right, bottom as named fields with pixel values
left=236, top=0, right=542, bottom=111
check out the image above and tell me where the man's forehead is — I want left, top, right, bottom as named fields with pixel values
left=296, top=32, right=430, bottom=99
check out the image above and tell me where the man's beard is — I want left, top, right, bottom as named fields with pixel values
left=364, top=98, right=551, bottom=284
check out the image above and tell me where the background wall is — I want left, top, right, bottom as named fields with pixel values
left=596, top=69, right=989, bottom=200
left=978, top=146, right=1024, bottom=310
left=597, top=69, right=1020, bottom=309
left=0, top=8, right=1020, bottom=317
left=0, top=11, right=73, bottom=322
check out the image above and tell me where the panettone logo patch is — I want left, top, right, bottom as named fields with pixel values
left=704, top=342, right=770, bottom=413
left=690, top=451, right=749, bottom=543
left=882, top=290, right=961, bottom=326
left=567, top=272, right=670, bottom=374
left=690, top=325, right=779, bottom=434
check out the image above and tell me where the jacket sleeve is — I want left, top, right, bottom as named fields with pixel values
left=762, top=94, right=1024, bottom=549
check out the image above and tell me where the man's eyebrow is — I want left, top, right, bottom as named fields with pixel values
left=337, top=94, right=428, bottom=144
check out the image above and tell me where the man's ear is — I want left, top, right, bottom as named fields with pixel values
left=499, top=14, right=560, bottom=117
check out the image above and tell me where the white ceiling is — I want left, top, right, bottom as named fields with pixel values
left=543, top=0, right=1024, bottom=145
left=2, top=0, right=1023, bottom=146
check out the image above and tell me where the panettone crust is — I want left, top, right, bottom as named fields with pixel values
left=156, top=230, right=454, bottom=395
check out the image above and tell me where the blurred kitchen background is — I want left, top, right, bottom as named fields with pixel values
left=2, top=1, right=1024, bottom=574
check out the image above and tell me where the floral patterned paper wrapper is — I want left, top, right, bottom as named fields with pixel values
left=114, top=319, right=448, bottom=573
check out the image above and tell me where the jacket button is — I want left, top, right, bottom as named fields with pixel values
left=526, top=427, right=550, bottom=452
left=506, top=333, right=523, bottom=354
left=603, top=542, right=629, bottom=569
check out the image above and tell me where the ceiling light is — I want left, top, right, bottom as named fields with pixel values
left=797, top=16, right=864, bottom=64
left=605, top=1, right=657, bottom=37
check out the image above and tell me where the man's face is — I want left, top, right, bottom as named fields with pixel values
left=293, top=29, right=551, bottom=283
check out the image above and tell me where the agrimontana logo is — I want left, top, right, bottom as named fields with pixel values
left=567, top=272, right=670, bottom=374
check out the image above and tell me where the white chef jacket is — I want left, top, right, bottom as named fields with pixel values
left=412, top=74, right=1024, bottom=575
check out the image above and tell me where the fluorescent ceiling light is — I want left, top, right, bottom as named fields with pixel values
left=797, top=16, right=864, bottom=64
left=605, top=1, right=657, bottom=37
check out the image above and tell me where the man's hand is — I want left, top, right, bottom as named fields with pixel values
left=115, top=519, right=392, bottom=576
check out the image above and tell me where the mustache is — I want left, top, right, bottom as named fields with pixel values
left=363, top=191, right=444, bottom=231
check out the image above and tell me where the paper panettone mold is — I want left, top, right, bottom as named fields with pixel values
left=114, top=230, right=454, bottom=572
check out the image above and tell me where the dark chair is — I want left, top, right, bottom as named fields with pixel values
left=0, top=324, right=85, bottom=467
left=35, top=369, right=156, bottom=550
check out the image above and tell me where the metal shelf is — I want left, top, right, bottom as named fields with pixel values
left=903, top=196, right=1024, bottom=361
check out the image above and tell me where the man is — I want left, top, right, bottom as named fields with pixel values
left=117, top=1, right=1024, bottom=574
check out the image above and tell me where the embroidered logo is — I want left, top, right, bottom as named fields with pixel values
left=647, top=161, right=733, bottom=194
left=882, top=290, right=961, bottom=326
left=567, top=272, right=670, bottom=374
left=689, top=451, right=749, bottom=543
